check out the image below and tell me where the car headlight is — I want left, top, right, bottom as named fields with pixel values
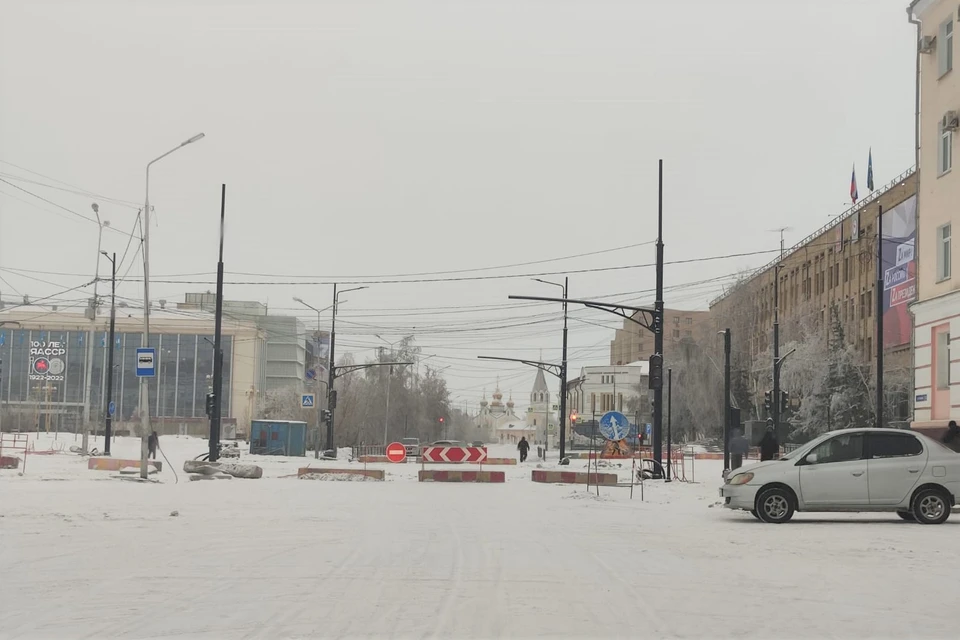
left=727, top=472, right=754, bottom=486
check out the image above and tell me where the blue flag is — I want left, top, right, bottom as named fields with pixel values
left=867, top=148, right=874, bottom=192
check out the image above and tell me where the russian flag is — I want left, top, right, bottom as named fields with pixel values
left=850, top=164, right=859, bottom=204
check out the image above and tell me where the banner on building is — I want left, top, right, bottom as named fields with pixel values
left=834, top=225, right=843, bottom=253
left=851, top=211, right=860, bottom=243
left=881, top=195, right=917, bottom=347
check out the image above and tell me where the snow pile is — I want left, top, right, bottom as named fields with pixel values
left=298, top=473, right=379, bottom=482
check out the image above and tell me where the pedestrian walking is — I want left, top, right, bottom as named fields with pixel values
left=759, top=423, right=779, bottom=461
left=518, top=436, right=530, bottom=463
left=729, top=428, right=749, bottom=470
left=148, top=431, right=158, bottom=460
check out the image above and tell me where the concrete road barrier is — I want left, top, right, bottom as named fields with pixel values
left=0, top=455, right=20, bottom=470
left=357, top=455, right=390, bottom=463
left=531, top=470, right=618, bottom=486
left=298, top=468, right=385, bottom=480
left=480, top=457, right=517, bottom=465
left=88, top=457, right=161, bottom=472
left=418, top=470, right=505, bottom=483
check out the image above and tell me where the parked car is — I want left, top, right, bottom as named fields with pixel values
left=471, top=441, right=485, bottom=447
left=720, top=428, right=960, bottom=524
left=401, top=437, right=420, bottom=457
left=430, top=440, right=463, bottom=447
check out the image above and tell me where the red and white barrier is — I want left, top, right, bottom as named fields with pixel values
left=418, top=470, right=504, bottom=483
left=420, top=446, right=487, bottom=464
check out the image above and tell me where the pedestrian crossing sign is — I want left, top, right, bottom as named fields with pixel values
left=301, top=394, right=315, bottom=408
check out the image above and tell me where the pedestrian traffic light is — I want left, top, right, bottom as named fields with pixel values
left=648, top=353, right=663, bottom=390
left=764, top=390, right=772, bottom=413
left=780, top=390, right=789, bottom=413
left=205, top=392, right=216, bottom=417
left=321, top=410, right=332, bottom=425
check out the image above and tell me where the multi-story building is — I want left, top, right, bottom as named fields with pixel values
left=709, top=169, right=917, bottom=419
left=609, top=309, right=711, bottom=366
left=0, top=298, right=266, bottom=436
left=565, top=362, right=650, bottom=425
left=181, top=293, right=307, bottom=393
left=908, top=1, right=960, bottom=434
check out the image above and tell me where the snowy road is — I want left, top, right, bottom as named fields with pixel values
left=2, top=435, right=960, bottom=639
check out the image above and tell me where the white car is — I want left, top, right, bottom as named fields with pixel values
left=720, top=428, right=960, bottom=524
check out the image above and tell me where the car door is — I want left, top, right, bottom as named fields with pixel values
left=798, top=432, right=868, bottom=507
left=866, top=432, right=927, bottom=505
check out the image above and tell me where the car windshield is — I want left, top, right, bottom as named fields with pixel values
left=401, top=438, right=418, bottom=445
left=779, top=432, right=833, bottom=460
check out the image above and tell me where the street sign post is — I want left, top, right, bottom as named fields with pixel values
left=386, top=441, right=407, bottom=463
left=301, top=394, right=315, bottom=408
left=135, top=348, right=156, bottom=377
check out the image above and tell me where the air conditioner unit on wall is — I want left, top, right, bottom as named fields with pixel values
left=919, top=35, right=936, bottom=54
left=943, top=111, right=959, bottom=131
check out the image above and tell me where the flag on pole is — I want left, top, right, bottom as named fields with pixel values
left=867, top=148, right=874, bottom=192
left=850, top=164, right=859, bottom=204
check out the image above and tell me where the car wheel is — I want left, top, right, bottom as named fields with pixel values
left=896, top=511, right=915, bottom=522
left=750, top=509, right=762, bottom=521
left=912, top=488, right=951, bottom=525
left=756, top=487, right=795, bottom=524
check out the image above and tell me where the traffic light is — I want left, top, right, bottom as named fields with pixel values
left=438, top=417, right=444, bottom=424
left=764, top=390, right=772, bottom=413
left=652, top=313, right=662, bottom=335
left=205, top=392, right=216, bottom=417
left=780, top=391, right=789, bottom=413
left=648, top=353, right=663, bottom=390
left=321, top=410, right=332, bottom=425
left=569, top=412, right=578, bottom=424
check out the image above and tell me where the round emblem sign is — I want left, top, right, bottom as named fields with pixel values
left=32, top=358, right=50, bottom=375
left=48, top=358, right=65, bottom=375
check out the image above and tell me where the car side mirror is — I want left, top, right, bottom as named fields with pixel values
left=805, top=453, right=818, bottom=465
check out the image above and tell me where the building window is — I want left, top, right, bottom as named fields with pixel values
left=672, top=317, right=680, bottom=325
left=672, top=329, right=680, bottom=339
left=937, top=330, right=951, bottom=390
left=684, top=317, right=692, bottom=325
left=940, top=126, right=953, bottom=175
left=938, top=223, right=952, bottom=281
left=843, top=257, right=849, bottom=283
left=866, top=290, right=873, bottom=317
left=940, top=18, right=954, bottom=78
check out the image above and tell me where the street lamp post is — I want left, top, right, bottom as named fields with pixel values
left=324, top=285, right=368, bottom=452
left=83, top=204, right=110, bottom=438
left=375, top=334, right=401, bottom=446
left=138, top=132, right=205, bottom=478
left=101, top=252, right=117, bottom=455
left=293, top=297, right=335, bottom=457
left=533, top=277, right=568, bottom=459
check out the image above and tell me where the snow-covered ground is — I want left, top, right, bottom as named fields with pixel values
left=2, top=433, right=959, bottom=639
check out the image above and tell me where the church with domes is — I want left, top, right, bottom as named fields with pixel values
left=474, top=381, right=527, bottom=444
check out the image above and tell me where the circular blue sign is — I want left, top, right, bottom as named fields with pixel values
left=599, top=411, right=631, bottom=441
left=305, top=368, right=317, bottom=381
left=108, top=401, right=116, bottom=416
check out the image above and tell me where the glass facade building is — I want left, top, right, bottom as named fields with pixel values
left=0, top=327, right=234, bottom=421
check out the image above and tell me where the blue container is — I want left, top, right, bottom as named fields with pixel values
left=250, top=420, right=308, bottom=457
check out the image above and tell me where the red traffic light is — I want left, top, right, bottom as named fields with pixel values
left=439, top=417, right=444, bottom=423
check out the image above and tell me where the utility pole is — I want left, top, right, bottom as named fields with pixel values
left=771, top=232, right=784, bottom=443
left=533, top=277, right=569, bottom=459
left=722, top=328, right=731, bottom=470
left=653, top=159, right=665, bottom=471
left=209, top=184, right=226, bottom=462
left=876, top=205, right=884, bottom=428
left=102, top=252, right=117, bottom=456
left=326, top=283, right=338, bottom=453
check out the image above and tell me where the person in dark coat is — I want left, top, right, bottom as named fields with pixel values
left=729, top=428, right=749, bottom=470
left=759, top=424, right=779, bottom=461
left=518, top=436, right=530, bottom=462
left=943, top=420, right=960, bottom=453
left=147, top=431, right=158, bottom=460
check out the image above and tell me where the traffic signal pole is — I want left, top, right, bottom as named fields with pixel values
left=208, top=184, right=226, bottom=462
left=652, top=159, right=665, bottom=472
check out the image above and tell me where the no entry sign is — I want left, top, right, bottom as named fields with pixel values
left=386, top=442, right=407, bottom=463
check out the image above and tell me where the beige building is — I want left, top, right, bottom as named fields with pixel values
left=909, top=0, right=960, bottom=433
left=610, top=309, right=711, bottom=366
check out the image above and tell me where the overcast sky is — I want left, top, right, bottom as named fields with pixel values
left=0, top=0, right=917, bottom=412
